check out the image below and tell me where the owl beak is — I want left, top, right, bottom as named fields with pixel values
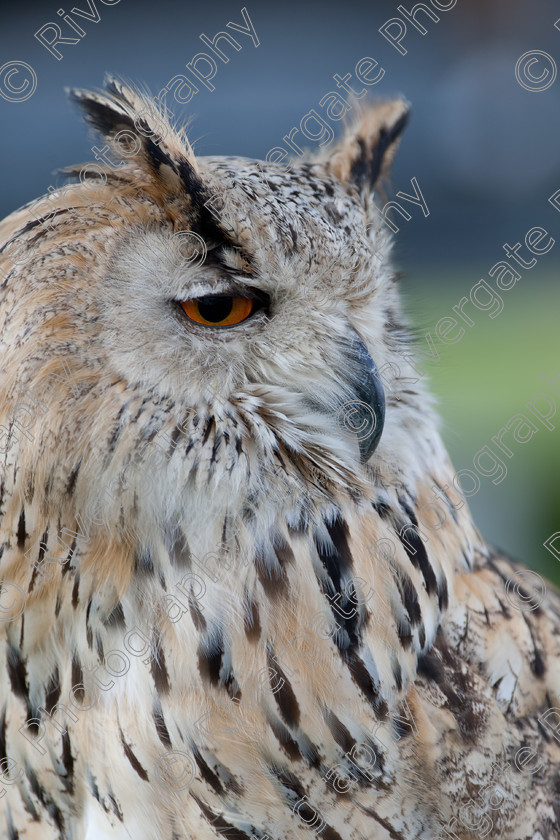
left=339, top=332, right=386, bottom=464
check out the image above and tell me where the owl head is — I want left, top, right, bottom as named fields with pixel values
left=0, top=78, right=439, bottom=570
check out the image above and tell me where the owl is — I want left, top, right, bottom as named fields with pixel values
left=0, top=77, right=559, bottom=840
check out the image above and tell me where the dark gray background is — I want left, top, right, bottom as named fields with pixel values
left=2, top=0, right=560, bottom=267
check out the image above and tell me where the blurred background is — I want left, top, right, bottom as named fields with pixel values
left=1, top=0, right=559, bottom=585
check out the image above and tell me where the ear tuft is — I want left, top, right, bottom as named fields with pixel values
left=66, top=75, right=198, bottom=187
left=327, top=99, right=410, bottom=192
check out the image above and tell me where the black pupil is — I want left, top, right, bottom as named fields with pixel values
left=197, top=295, right=235, bottom=322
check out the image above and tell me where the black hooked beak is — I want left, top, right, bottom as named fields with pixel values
left=337, top=332, right=386, bottom=463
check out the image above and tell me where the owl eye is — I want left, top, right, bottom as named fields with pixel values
left=179, top=295, right=258, bottom=327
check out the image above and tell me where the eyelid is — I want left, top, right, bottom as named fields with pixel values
left=174, top=284, right=267, bottom=305
left=177, top=280, right=237, bottom=299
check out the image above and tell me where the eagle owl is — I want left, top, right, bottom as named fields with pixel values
left=0, top=78, right=559, bottom=840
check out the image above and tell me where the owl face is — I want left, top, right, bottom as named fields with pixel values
left=101, top=159, right=370, bottom=393
left=101, top=155, right=384, bottom=449
left=0, top=81, right=426, bottom=556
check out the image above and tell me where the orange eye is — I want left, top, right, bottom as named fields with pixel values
left=179, top=295, right=256, bottom=327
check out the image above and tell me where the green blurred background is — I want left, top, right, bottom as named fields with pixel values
left=403, top=273, right=560, bottom=587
